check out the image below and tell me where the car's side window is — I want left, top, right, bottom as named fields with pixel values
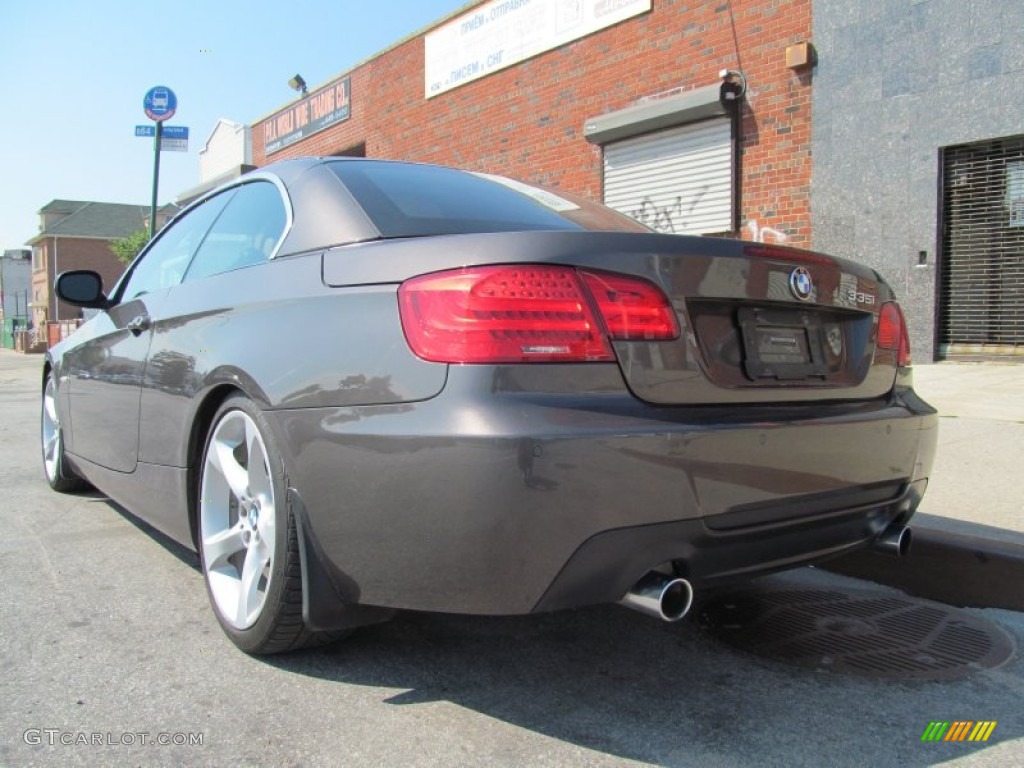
left=120, top=190, right=235, bottom=301
left=183, top=181, right=288, bottom=283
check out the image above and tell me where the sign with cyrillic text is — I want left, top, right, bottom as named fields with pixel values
left=425, top=0, right=651, bottom=98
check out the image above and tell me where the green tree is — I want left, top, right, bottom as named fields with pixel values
left=109, top=230, right=150, bottom=265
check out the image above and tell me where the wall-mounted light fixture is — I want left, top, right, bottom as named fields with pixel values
left=288, top=74, right=308, bottom=96
left=719, top=69, right=747, bottom=108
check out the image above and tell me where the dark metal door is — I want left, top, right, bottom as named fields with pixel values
left=939, top=135, right=1024, bottom=359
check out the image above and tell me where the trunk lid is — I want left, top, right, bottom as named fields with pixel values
left=603, top=237, right=897, bottom=405
left=322, top=231, right=898, bottom=404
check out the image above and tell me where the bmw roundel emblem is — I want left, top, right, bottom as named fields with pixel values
left=789, top=267, right=813, bottom=301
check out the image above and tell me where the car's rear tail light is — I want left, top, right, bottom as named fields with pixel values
left=579, top=270, right=680, bottom=340
left=877, top=301, right=912, bottom=367
left=399, top=266, right=613, bottom=363
left=398, top=265, right=679, bottom=364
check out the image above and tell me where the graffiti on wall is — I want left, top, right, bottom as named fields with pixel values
left=628, top=186, right=710, bottom=234
left=745, top=220, right=788, bottom=244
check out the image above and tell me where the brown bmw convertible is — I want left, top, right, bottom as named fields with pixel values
left=42, top=158, right=937, bottom=654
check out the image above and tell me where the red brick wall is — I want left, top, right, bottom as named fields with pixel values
left=253, top=0, right=812, bottom=246
left=32, top=237, right=127, bottom=324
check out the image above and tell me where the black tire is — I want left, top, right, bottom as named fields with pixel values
left=41, top=372, right=90, bottom=493
left=197, top=394, right=346, bottom=655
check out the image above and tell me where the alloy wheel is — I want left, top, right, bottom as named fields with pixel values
left=42, top=377, right=60, bottom=483
left=200, top=409, right=277, bottom=630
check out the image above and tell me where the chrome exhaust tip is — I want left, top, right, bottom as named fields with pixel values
left=618, top=572, right=694, bottom=622
left=873, top=525, right=912, bottom=558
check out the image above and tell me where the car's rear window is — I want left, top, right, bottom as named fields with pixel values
left=325, top=160, right=649, bottom=238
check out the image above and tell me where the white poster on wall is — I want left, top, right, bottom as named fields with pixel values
left=424, top=0, right=652, bottom=98
left=1007, top=161, right=1024, bottom=227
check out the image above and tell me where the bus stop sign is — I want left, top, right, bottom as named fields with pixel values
left=143, top=86, right=177, bottom=122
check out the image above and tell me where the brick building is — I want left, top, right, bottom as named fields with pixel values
left=249, top=0, right=1023, bottom=361
left=27, top=200, right=176, bottom=333
left=253, top=0, right=813, bottom=246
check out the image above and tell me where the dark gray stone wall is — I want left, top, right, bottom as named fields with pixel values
left=811, top=0, right=1024, bottom=361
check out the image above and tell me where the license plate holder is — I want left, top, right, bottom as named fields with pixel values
left=739, top=307, right=829, bottom=380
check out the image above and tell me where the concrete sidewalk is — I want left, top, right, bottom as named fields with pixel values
left=824, top=361, right=1024, bottom=611
left=911, top=362, right=1024, bottom=538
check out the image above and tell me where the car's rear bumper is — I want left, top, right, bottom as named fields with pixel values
left=265, top=370, right=937, bottom=618
left=534, top=478, right=926, bottom=612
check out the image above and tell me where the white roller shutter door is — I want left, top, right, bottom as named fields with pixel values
left=603, top=118, right=733, bottom=235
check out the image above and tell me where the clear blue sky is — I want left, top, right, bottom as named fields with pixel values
left=0, top=0, right=469, bottom=249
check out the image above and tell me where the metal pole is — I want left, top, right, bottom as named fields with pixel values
left=150, top=121, right=163, bottom=238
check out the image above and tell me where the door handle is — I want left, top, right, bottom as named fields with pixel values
left=126, top=315, right=151, bottom=335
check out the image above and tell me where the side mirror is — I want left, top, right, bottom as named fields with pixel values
left=55, top=270, right=109, bottom=309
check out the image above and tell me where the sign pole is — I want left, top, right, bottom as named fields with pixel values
left=142, top=85, right=177, bottom=238
left=150, top=121, right=163, bottom=239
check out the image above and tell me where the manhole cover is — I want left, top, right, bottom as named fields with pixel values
left=699, top=586, right=1016, bottom=680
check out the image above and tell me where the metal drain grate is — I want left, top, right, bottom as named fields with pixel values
left=699, top=587, right=1016, bottom=680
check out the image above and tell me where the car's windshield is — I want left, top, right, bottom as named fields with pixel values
left=326, top=160, right=650, bottom=238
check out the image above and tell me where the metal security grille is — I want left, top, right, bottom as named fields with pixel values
left=603, top=118, right=732, bottom=235
left=939, top=136, right=1024, bottom=358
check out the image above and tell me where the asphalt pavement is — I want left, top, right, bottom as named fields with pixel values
left=1, top=349, right=1021, bottom=767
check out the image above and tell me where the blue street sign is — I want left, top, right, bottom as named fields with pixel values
left=143, top=86, right=177, bottom=122
left=135, top=125, right=187, bottom=138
